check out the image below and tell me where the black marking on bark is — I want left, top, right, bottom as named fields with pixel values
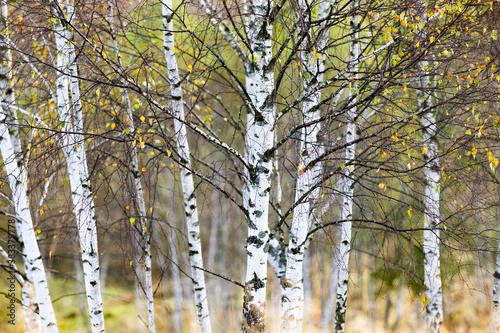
left=247, top=236, right=264, bottom=248
left=189, top=250, right=199, bottom=256
left=90, top=280, right=97, bottom=287
left=494, top=271, right=500, bottom=279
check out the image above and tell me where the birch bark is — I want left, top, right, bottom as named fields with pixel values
left=491, top=169, right=500, bottom=332
left=414, top=2, right=443, bottom=332
left=162, top=2, right=212, bottom=331
left=491, top=228, right=500, bottom=332
left=333, top=3, right=360, bottom=331
left=280, top=1, right=331, bottom=331
left=241, top=1, right=275, bottom=331
left=52, top=1, right=105, bottom=331
left=1, top=2, right=57, bottom=332
left=0, top=108, right=59, bottom=332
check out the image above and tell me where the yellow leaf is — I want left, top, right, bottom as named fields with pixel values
left=130, top=217, right=136, bottom=224
left=40, top=209, right=44, bottom=215
left=381, top=151, right=387, bottom=158
left=111, top=123, right=116, bottom=129
left=442, top=50, right=449, bottom=56
left=298, top=164, right=305, bottom=176
left=142, top=167, right=147, bottom=172
left=378, top=183, right=385, bottom=189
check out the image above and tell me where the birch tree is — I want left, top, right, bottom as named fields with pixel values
left=281, top=0, right=332, bottom=331
left=241, top=0, right=275, bottom=330
left=162, top=1, right=212, bottom=331
left=333, top=3, right=360, bottom=331
left=0, top=105, right=59, bottom=332
left=413, top=1, right=443, bottom=331
left=0, top=2, right=58, bottom=331
left=52, top=1, right=105, bottom=331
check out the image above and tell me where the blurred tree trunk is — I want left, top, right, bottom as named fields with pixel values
left=107, top=1, right=156, bottom=330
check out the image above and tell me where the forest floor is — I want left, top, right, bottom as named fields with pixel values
left=0, top=273, right=492, bottom=332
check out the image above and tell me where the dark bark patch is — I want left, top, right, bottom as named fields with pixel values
left=247, top=236, right=264, bottom=248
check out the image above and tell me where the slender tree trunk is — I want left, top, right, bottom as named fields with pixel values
left=0, top=110, right=59, bottom=332
left=100, top=252, right=109, bottom=293
left=333, top=4, right=360, bottom=332
left=280, top=2, right=331, bottom=331
left=135, top=275, right=146, bottom=333
left=321, top=246, right=339, bottom=332
left=162, top=2, right=212, bottom=331
left=241, top=1, right=274, bottom=331
left=168, top=232, right=184, bottom=333
left=490, top=169, right=500, bottom=333
left=218, top=197, right=230, bottom=333
left=107, top=2, right=156, bottom=330
left=1, top=3, right=41, bottom=330
left=394, top=275, right=404, bottom=330
left=491, top=239, right=500, bottom=332
left=0, top=3, right=58, bottom=331
left=414, top=2, right=443, bottom=332
left=75, top=248, right=91, bottom=333
left=303, top=250, right=313, bottom=328
left=0, top=245, right=42, bottom=332
left=52, top=2, right=105, bottom=331
left=152, top=212, right=183, bottom=333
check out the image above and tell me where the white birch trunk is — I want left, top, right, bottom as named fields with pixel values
left=162, top=2, right=212, bottom=331
left=0, top=109, right=59, bottom=332
left=241, top=2, right=274, bottom=331
left=333, top=4, right=360, bottom=332
left=281, top=2, right=331, bottom=330
left=107, top=2, right=156, bottom=330
left=492, top=175, right=500, bottom=332
left=0, top=245, right=42, bottom=332
left=75, top=247, right=91, bottom=333
left=53, top=1, right=105, bottom=330
left=491, top=237, right=500, bottom=332
left=1, top=10, right=42, bottom=333
left=1, top=2, right=57, bottom=331
left=414, top=2, right=443, bottom=332
left=135, top=276, right=146, bottom=333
